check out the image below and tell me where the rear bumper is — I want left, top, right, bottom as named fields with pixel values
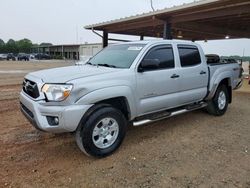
left=20, top=91, right=92, bottom=133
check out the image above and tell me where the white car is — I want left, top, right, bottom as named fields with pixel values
left=0, top=54, right=7, bottom=60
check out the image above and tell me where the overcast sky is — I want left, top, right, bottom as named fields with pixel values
left=1, top=0, right=249, bottom=56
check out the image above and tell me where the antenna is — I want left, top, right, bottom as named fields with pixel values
left=150, top=0, right=155, bottom=11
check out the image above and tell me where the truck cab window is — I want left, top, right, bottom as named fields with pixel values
left=178, top=45, right=201, bottom=67
left=141, top=46, right=175, bottom=71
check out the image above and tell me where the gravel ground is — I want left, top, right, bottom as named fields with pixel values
left=0, top=61, right=250, bottom=188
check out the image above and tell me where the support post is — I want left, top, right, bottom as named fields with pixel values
left=140, top=36, right=144, bottom=40
left=61, top=45, right=64, bottom=57
left=249, top=62, right=250, bottom=85
left=163, top=21, right=172, bottom=39
left=103, top=31, right=108, bottom=48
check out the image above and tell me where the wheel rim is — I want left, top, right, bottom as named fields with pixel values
left=218, top=91, right=226, bottom=110
left=92, top=117, right=119, bottom=149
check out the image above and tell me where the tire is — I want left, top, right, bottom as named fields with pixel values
left=75, top=106, right=127, bottom=158
left=206, top=85, right=229, bottom=116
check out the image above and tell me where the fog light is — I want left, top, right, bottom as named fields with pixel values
left=46, top=116, right=59, bottom=126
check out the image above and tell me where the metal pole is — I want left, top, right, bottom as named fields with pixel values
left=163, top=21, right=172, bottom=39
left=249, top=62, right=250, bottom=85
left=62, top=46, right=64, bottom=59
left=150, top=0, right=155, bottom=11
left=103, top=31, right=108, bottom=48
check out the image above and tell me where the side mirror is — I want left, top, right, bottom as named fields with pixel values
left=138, top=59, right=160, bottom=72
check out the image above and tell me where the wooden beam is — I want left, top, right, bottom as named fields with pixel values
left=170, top=3, right=250, bottom=23
left=173, top=22, right=250, bottom=38
left=106, top=18, right=164, bottom=33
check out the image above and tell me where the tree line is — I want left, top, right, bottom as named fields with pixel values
left=1, top=38, right=250, bottom=61
left=0, top=38, right=52, bottom=54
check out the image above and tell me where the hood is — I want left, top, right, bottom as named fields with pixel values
left=28, top=65, right=120, bottom=83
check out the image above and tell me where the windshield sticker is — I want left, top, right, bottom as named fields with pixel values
left=128, top=46, right=143, bottom=51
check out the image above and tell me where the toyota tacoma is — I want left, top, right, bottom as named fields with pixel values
left=20, top=40, right=242, bottom=157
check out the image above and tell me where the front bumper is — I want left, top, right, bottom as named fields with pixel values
left=20, top=91, right=92, bottom=133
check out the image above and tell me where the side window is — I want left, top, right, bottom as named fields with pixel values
left=141, top=45, right=175, bottom=71
left=178, top=45, right=201, bottom=67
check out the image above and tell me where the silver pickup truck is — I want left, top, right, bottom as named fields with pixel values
left=20, top=40, right=242, bottom=157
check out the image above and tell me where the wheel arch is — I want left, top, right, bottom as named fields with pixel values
left=207, top=77, right=232, bottom=103
left=218, top=78, right=232, bottom=103
left=75, top=86, right=136, bottom=120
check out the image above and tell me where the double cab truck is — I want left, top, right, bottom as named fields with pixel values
left=20, top=40, right=242, bottom=157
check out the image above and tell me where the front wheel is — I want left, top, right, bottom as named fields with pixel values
left=75, top=106, right=127, bottom=158
left=206, top=85, right=229, bottom=116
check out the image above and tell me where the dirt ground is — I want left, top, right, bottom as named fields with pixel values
left=0, top=61, right=250, bottom=188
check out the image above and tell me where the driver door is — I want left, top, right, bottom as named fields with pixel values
left=136, top=45, right=182, bottom=116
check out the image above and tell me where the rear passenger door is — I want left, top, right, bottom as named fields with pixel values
left=136, top=45, right=182, bottom=115
left=177, top=45, right=209, bottom=104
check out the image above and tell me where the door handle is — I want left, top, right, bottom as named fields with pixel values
left=200, top=71, right=206, bottom=75
left=170, top=74, right=180, bottom=79
left=233, top=68, right=239, bottom=71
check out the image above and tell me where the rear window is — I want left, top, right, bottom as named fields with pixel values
left=178, top=45, right=201, bottom=67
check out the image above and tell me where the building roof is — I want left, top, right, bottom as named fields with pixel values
left=85, top=0, right=250, bottom=40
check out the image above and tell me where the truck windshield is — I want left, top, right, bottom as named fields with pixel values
left=87, top=44, right=146, bottom=68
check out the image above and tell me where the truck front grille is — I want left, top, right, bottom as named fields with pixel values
left=23, top=79, right=40, bottom=99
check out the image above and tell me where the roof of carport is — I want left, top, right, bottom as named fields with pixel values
left=85, top=0, right=250, bottom=40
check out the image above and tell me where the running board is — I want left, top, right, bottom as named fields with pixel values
left=133, top=102, right=207, bottom=126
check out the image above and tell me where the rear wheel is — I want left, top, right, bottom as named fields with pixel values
left=75, top=106, right=127, bottom=158
left=206, top=85, right=229, bottom=116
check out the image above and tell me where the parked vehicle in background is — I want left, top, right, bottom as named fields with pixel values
left=35, top=53, right=51, bottom=60
left=17, top=53, right=29, bottom=61
left=221, top=58, right=238, bottom=64
left=29, top=54, right=36, bottom=60
left=7, top=53, right=16, bottom=61
left=20, top=40, right=243, bottom=158
left=0, top=54, right=8, bottom=60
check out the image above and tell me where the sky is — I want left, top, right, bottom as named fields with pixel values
left=0, top=0, right=249, bottom=56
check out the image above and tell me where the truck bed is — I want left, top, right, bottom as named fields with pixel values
left=208, top=62, right=242, bottom=92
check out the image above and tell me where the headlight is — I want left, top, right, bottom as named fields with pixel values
left=41, top=84, right=73, bottom=101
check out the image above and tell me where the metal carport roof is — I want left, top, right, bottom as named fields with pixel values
left=85, top=0, right=250, bottom=42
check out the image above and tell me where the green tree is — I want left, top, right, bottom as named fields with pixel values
left=0, top=39, right=5, bottom=53
left=16, top=38, right=33, bottom=53
left=5, top=39, right=18, bottom=53
left=0, top=39, right=4, bottom=46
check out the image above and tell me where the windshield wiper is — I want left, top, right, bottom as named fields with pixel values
left=97, top=63, right=117, bottom=68
left=86, top=61, right=93, bottom=65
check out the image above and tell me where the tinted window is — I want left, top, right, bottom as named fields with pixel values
left=178, top=45, right=201, bottom=67
left=142, top=46, right=175, bottom=71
